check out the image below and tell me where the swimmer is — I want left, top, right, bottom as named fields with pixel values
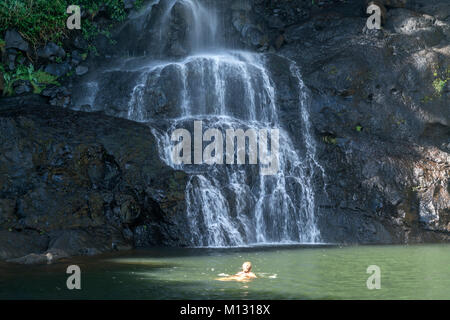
left=235, top=262, right=257, bottom=279
left=215, top=261, right=257, bottom=282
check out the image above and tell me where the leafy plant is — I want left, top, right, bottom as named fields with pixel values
left=323, top=136, right=337, bottom=144
left=432, top=78, right=447, bottom=95
left=421, top=95, right=433, bottom=104
left=0, top=0, right=68, bottom=49
left=0, top=0, right=129, bottom=50
left=430, top=65, right=450, bottom=97
left=0, top=63, right=59, bottom=95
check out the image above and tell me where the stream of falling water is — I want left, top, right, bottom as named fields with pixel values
left=76, top=0, right=324, bottom=246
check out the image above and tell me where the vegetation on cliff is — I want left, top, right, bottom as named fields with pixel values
left=0, top=0, right=140, bottom=47
left=0, top=0, right=143, bottom=96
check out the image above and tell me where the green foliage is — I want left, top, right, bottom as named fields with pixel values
left=82, top=19, right=100, bottom=41
left=432, top=78, right=447, bottom=95
left=77, top=0, right=127, bottom=22
left=0, top=0, right=129, bottom=49
left=87, top=44, right=99, bottom=56
left=0, top=1, right=140, bottom=96
left=355, top=125, right=363, bottom=132
left=421, top=95, right=433, bottom=104
left=430, top=65, right=450, bottom=97
left=0, top=0, right=68, bottom=48
left=322, top=135, right=337, bottom=145
left=0, top=63, right=59, bottom=96
left=134, top=0, right=145, bottom=10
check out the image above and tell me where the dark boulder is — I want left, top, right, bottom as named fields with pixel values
left=0, top=230, right=49, bottom=260
left=4, top=30, right=29, bottom=52
left=0, top=105, right=189, bottom=263
left=75, top=65, right=89, bottom=76
left=70, top=50, right=83, bottom=66
left=41, top=85, right=71, bottom=108
left=44, top=62, right=71, bottom=78
left=12, top=80, right=32, bottom=95
left=37, top=42, right=66, bottom=61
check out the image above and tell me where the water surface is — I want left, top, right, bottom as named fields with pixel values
left=0, top=244, right=448, bottom=299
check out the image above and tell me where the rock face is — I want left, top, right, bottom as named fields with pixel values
left=71, top=0, right=449, bottom=245
left=0, top=105, right=190, bottom=262
left=36, top=42, right=66, bottom=61
left=269, top=0, right=450, bottom=243
left=0, top=0, right=449, bottom=262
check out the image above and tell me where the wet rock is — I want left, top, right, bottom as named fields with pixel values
left=231, top=0, right=252, bottom=12
left=70, top=50, right=83, bottom=66
left=0, top=199, right=16, bottom=226
left=41, top=85, right=70, bottom=98
left=73, top=35, right=89, bottom=50
left=93, top=34, right=115, bottom=55
left=79, top=104, right=92, bottom=112
left=169, top=42, right=188, bottom=57
left=0, top=94, right=47, bottom=110
left=7, top=253, right=49, bottom=264
left=47, top=229, right=120, bottom=257
left=275, top=34, right=285, bottom=50
left=37, top=42, right=66, bottom=60
left=49, top=95, right=71, bottom=108
left=75, top=65, right=89, bottom=76
left=88, top=70, right=142, bottom=118
left=12, top=80, right=32, bottom=95
left=44, top=62, right=71, bottom=77
left=124, top=0, right=136, bottom=10
left=6, top=49, right=17, bottom=71
left=41, top=85, right=71, bottom=107
left=0, top=231, right=49, bottom=260
left=5, top=30, right=29, bottom=52
left=0, top=104, right=189, bottom=262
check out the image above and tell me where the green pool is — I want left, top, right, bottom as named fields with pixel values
left=0, top=244, right=449, bottom=299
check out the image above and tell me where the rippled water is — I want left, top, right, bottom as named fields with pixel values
left=0, top=244, right=448, bottom=299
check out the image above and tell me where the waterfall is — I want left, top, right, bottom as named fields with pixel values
left=73, top=0, right=324, bottom=246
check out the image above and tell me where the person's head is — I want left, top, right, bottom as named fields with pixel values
left=242, top=261, right=252, bottom=273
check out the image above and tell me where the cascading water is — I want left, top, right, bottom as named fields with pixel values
left=73, top=0, right=324, bottom=246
